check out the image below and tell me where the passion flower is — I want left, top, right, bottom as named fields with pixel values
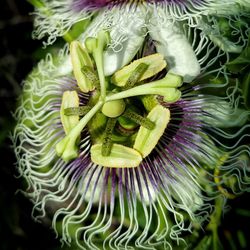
left=13, top=27, right=250, bottom=249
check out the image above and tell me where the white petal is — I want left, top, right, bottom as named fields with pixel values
left=148, top=7, right=200, bottom=83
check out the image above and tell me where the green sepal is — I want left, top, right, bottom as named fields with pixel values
left=226, top=35, right=250, bottom=73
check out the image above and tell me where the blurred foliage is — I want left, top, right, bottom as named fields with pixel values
left=0, top=1, right=250, bottom=250
left=226, top=36, right=250, bottom=109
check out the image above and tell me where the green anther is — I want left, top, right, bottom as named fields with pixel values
left=60, top=91, right=79, bottom=135
left=64, top=106, right=92, bottom=116
left=81, top=65, right=99, bottom=88
left=102, top=99, right=126, bottom=118
left=134, top=105, right=170, bottom=158
left=123, top=63, right=149, bottom=90
left=70, top=41, right=94, bottom=93
left=123, top=109, right=155, bottom=130
left=102, top=118, right=117, bottom=156
left=112, top=53, right=167, bottom=87
left=85, top=30, right=110, bottom=100
left=91, top=143, right=142, bottom=168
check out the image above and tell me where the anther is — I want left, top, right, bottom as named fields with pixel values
left=123, top=63, right=149, bottom=90
left=102, top=118, right=117, bottom=156
left=64, top=106, right=92, bottom=116
left=122, top=109, right=155, bottom=130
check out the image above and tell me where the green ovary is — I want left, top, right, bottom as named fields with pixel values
left=101, top=99, right=126, bottom=118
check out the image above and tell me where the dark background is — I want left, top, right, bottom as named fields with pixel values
left=0, top=1, right=62, bottom=250
left=0, top=1, right=249, bottom=250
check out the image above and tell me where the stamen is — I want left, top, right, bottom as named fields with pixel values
left=123, top=63, right=149, bottom=90
left=123, top=109, right=155, bottom=130
left=134, top=105, right=170, bottom=158
left=112, top=53, right=167, bottom=87
left=102, top=118, right=117, bottom=156
left=64, top=106, right=92, bottom=116
left=70, top=41, right=94, bottom=93
left=60, top=91, right=79, bottom=135
left=91, top=143, right=142, bottom=168
left=81, top=65, right=99, bottom=88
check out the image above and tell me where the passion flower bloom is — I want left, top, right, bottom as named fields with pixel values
left=13, top=27, right=250, bottom=249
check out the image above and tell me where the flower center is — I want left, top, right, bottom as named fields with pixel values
left=56, top=30, right=183, bottom=167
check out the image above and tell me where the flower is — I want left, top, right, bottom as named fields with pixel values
left=14, top=0, right=250, bottom=248
left=13, top=24, right=250, bottom=249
